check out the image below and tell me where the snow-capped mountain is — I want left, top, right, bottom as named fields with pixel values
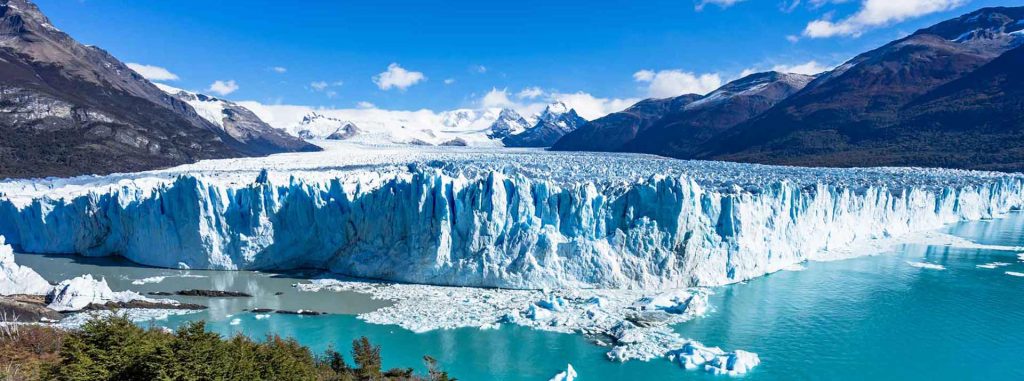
left=503, top=102, right=588, bottom=147
left=487, top=108, right=532, bottom=139
left=155, top=84, right=319, bottom=155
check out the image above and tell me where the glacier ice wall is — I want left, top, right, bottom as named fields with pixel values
left=1, top=169, right=1022, bottom=289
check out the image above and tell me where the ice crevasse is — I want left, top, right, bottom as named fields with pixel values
left=1, top=162, right=1022, bottom=290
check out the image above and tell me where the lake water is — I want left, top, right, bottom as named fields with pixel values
left=16, top=213, right=1024, bottom=380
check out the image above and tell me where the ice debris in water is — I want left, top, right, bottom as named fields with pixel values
left=57, top=309, right=199, bottom=330
left=297, top=278, right=756, bottom=376
left=906, top=261, right=946, bottom=270
left=131, top=276, right=167, bottom=285
left=976, top=262, right=1011, bottom=269
left=548, top=364, right=577, bottom=381
left=1006, top=271, right=1024, bottom=277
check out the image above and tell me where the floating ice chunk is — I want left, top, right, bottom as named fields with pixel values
left=1006, top=271, right=1024, bottom=277
left=254, top=314, right=271, bottom=320
left=636, top=290, right=708, bottom=316
left=0, top=236, right=52, bottom=296
left=229, top=318, right=241, bottom=326
left=537, top=295, right=568, bottom=312
left=907, top=261, right=945, bottom=270
left=548, top=364, right=577, bottom=381
left=46, top=274, right=172, bottom=311
left=670, top=341, right=760, bottom=376
left=976, top=262, right=1011, bottom=269
left=131, top=276, right=167, bottom=285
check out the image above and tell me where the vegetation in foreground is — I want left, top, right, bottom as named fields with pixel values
left=0, top=315, right=454, bottom=381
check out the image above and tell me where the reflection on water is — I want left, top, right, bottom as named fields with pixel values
left=14, top=212, right=1024, bottom=380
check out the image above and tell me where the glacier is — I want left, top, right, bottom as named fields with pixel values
left=1, top=142, right=1023, bottom=290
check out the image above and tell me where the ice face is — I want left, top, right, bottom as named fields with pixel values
left=1, top=143, right=1022, bottom=289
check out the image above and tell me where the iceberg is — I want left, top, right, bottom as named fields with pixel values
left=548, top=364, right=577, bottom=381
left=669, top=342, right=760, bottom=376
left=0, top=235, right=52, bottom=295
left=46, top=274, right=173, bottom=311
left=1, top=144, right=1022, bottom=289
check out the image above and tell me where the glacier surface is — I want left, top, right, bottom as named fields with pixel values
left=2, top=142, right=1023, bottom=289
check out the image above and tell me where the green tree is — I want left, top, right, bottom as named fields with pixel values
left=351, top=337, right=382, bottom=381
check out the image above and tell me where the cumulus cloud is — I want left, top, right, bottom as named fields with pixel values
left=126, top=63, right=179, bottom=81
left=481, top=88, right=515, bottom=109
left=207, top=80, right=239, bottom=96
left=771, top=60, right=831, bottom=75
left=373, top=63, right=426, bottom=91
left=633, top=69, right=722, bottom=98
left=695, top=0, right=744, bottom=11
left=356, top=101, right=376, bottom=109
left=741, top=60, right=833, bottom=78
left=803, top=0, right=966, bottom=38
left=271, top=66, right=287, bottom=73
left=444, top=78, right=456, bottom=85
left=550, top=92, right=639, bottom=120
left=310, top=81, right=329, bottom=91
left=516, top=87, right=545, bottom=100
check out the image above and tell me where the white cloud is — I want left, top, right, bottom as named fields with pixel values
left=481, top=88, right=515, bottom=109
left=695, top=0, right=744, bottom=11
left=310, top=81, right=329, bottom=91
left=373, top=63, right=426, bottom=91
left=126, top=63, right=179, bottom=81
left=771, top=60, right=831, bottom=75
left=786, top=35, right=801, bottom=43
left=356, top=101, right=376, bottom=109
left=444, top=78, right=456, bottom=85
left=633, top=69, right=722, bottom=98
left=803, top=0, right=966, bottom=38
left=474, top=65, right=488, bottom=74
left=632, top=70, right=656, bottom=82
left=271, top=66, right=287, bottom=73
left=516, top=87, right=545, bottom=100
left=207, top=80, right=239, bottom=96
left=549, top=92, right=640, bottom=120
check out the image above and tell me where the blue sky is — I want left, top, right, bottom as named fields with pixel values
left=37, top=0, right=1017, bottom=116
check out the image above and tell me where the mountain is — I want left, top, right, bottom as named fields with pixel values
left=552, top=72, right=812, bottom=155
left=702, top=7, right=1024, bottom=170
left=0, top=0, right=315, bottom=179
left=487, top=108, right=532, bottom=139
left=503, top=102, right=587, bottom=147
left=551, top=94, right=701, bottom=152
left=155, top=84, right=319, bottom=153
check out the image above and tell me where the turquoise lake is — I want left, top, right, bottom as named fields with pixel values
left=16, top=213, right=1024, bottom=380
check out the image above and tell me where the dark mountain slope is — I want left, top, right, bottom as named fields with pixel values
left=703, top=7, right=1024, bottom=170
left=551, top=94, right=701, bottom=152
left=0, top=0, right=316, bottom=179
